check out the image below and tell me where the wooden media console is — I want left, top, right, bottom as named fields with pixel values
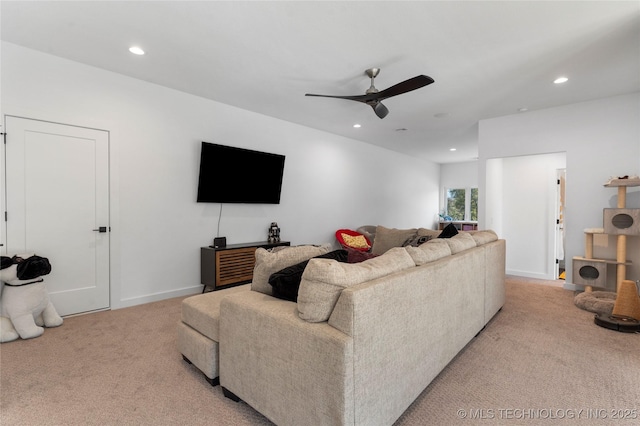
left=200, top=240, right=290, bottom=292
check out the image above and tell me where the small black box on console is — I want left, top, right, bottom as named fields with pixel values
left=212, top=237, right=227, bottom=248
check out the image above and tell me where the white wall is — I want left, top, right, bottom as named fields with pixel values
left=0, top=42, right=441, bottom=309
left=479, top=92, right=640, bottom=289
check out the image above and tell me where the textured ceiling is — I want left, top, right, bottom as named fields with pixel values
left=2, top=1, right=639, bottom=163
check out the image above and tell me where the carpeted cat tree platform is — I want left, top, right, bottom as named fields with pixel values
left=574, top=280, right=640, bottom=333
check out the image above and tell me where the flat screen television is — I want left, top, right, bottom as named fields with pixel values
left=196, top=141, right=285, bottom=204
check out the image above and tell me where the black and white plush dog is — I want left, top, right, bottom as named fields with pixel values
left=0, top=253, right=63, bottom=343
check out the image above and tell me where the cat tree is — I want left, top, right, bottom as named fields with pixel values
left=573, top=177, right=639, bottom=292
left=573, top=176, right=640, bottom=332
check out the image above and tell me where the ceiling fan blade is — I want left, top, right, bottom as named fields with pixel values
left=372, top=75, right=435, bottom=101
left=373, top=102, right=389, bottom=119
left=305, top=93, right=369, bottom=103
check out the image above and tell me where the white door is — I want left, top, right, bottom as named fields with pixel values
left=3, top=116, right=110, bottom=316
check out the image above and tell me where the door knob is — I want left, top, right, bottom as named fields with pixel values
left=93, top=226, right=108, bottom=233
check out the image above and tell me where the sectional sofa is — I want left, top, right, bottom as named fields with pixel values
left=178, top=227, right=506, bottom=425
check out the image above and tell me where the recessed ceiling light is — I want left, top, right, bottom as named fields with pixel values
left=450, top=148, right=457, bottom=152
left=129, top=46, right=145, bottom=55
left=518, top=107, right=528, bottom=112
left=353, top=124, right=361, bottom=128
left=554, top=77, right=568, bottom=84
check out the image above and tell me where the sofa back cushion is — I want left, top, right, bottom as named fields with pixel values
left=297, top=247, right=416, bottom=322
left=252, top=244, right=331, bottom=295
left=468, top=230, right=499, bottom=245
left=445, top=232, right=477, bottom=254
left=405, top=239, right=452, bottom=265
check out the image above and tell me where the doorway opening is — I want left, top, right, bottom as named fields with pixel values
left=485, top=152, right=566, bottom=282
left=556, top=169, right=566, bottom=280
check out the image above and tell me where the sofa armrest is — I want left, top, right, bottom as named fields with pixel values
left=219, top=290, right=354, bottom=426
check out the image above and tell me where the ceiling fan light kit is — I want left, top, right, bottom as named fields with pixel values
left=305, top=68, right=434, bottom=119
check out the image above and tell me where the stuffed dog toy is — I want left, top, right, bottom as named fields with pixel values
left=0, top=253, right=63, bottom=342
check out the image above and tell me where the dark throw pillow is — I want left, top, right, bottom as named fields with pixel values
left=345, top=248, right=380, bottom=263
left=402, top=234, right=432, bottom=247
left=437, top=223, right=459, bottom=239
left=268, top=249, right=348, bottom=302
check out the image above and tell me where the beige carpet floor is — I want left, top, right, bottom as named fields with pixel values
left=1, top=276, right=638, bottom=425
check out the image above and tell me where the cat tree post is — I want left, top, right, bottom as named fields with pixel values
left=583, top=232, right=595, bottom=292
left=616, top=186, right=627, bottom=293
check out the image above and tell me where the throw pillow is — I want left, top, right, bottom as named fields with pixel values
left=268, top=250, right=348, bottom=302
left=297, top=247, right=415, bottom=323
left=417, top=228, right=442, bottom=239
left=370, top=225, right=418, bottom=255
left=252, top=244, right=331, bottom=295
left=437, top=223, right=459, bottom=239
left=340, top=233, right=370, bottom=250
left=345, top=248, right=379, bottom=263
left=355, top=226, right=376, bottom=247
left=402, top=234, right=432, bottom=247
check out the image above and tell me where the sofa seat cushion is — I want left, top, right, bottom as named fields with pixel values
left=181, top=284, right=251, bottom=341
left=297, top=247, right=416, bottom=322
left=176, top=321, right=219, bottom=380
left=252, top=244, right=331, bottom=295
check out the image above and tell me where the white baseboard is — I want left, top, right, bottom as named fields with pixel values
left=506, top=269, right=554, bottom=281
left=115, top=285, right=202, bottom=310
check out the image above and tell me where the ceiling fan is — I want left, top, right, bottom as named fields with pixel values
left=305, top=68, right=434, bottom=119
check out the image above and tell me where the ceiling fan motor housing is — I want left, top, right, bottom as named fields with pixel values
left=365, top=68, right=380, bottom=94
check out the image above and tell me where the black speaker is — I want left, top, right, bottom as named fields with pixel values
left=213, top=237, right=226, bottom=248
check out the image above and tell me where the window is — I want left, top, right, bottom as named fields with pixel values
left=445, top=187, right=478, bottom=221
left=446, top=189, right=466, bottom=221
